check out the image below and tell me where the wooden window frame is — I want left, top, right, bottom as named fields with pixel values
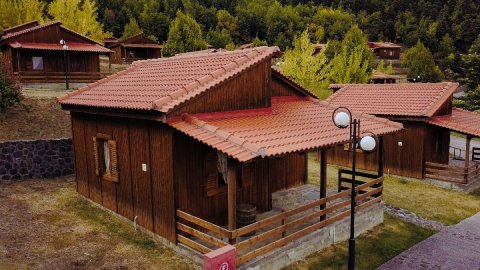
left=93, top=134, right=119, bottom=182
left=32, top=56, right=44, bottom=70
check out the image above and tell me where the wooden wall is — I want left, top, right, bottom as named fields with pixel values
left=271, top=73, right=307, bottom=97
left=1, top=47, right=13, bottom=74
left=424, top=125, right=450, bottom=165
left=173, top=132, right=306, bottom=226
left=71, top=112, right=176, bottom=243
left=7, top=23, right=95, bottom=44
left=328, top=121, right=435, bottom=179
left=170, top=61, right=271, bottom=116
left=375, top=48, right=400, bottom=59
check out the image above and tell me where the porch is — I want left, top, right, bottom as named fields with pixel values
left=175, top=165, right=384, bottom=267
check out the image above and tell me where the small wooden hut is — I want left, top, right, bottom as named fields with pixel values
left=327, top=83, right=480, bottom=188
left=59, top=47, right=401, bottom=266
left=368, top=42, right=401, bottom=60
left=108, top=33, right=162, bottom=64
left=0, top=21, right=112, bottom=83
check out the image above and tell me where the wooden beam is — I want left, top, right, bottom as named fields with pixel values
left=320, top=148, right=327, bottom=221
left=465, top=135, right=472, bottom=183
left=227, top=160, right=237, bottom=234
left=378, top=136, right=384, bottom=177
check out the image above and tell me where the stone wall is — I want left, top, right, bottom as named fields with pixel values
left=0, top=139, right=74, bottom=180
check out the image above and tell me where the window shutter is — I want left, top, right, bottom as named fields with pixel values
left=92, top=137, right=100, bottom=176
left=108, top=140, right=119, bottom=182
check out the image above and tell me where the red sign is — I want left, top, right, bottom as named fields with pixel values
left=204, top=245, right=236, bottom=270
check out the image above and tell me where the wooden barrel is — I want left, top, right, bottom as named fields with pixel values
left=236, top=203, right=257, bottom=236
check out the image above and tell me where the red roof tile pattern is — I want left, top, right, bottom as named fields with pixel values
left=327, top=83, right=459, bottom=117
left=8, top=41, right=112, bottom=53
left=58, top=46, right=281, bottom=112
left=167, top=97, right=403, bottom=162
left=427, top=108, right=480, bottom=137
left=368, top=42, right=401, bottom=49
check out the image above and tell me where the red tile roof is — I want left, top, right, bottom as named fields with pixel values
left=8, top=41, right=112, bottom=53
left=427, top=108, right=480, bottom=137
left=368, top=42, right=401, bottom=49
left=327, top=83, right=459, bottom=117
left=58, top=46, right=281, bottom=112
left=167, top=96, right=403, bottom=162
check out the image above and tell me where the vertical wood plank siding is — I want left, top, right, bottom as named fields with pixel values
left=71, top=113, right=175, bottom=241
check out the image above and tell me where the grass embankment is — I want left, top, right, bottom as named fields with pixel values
left=382, top=176, right=480, bottom=225
left=285, top=214, right=436, bottom=270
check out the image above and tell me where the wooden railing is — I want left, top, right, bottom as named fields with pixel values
left=14, top=71, right=110, bottom=83
left=449, top=146, right=465, bottom=160
left=425, top=161, right=480, bottom=184
left=176, top=177, right=384, bottom=265
left=338, top=168, right=381, bottom=193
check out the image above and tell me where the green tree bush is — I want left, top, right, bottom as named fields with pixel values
left=0, top=62, right=21, bottom=112
left=162, top=11, right=207, bottom=56
left=403, top=41, right=443, bottom=82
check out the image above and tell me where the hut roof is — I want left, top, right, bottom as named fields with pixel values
left=168, top=96, right=403, bottom=162
left=327, top=83, right=459, bottom=117
left=58, top=46, right=281, bottom=112
left=427, top=108, right=480, bottom=137
left=8, top=41, right=111, bottom=53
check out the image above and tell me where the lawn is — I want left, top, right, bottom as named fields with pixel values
left=284, top=214, right=436, bottom=270
left=382, top=176, right=480, bottom=225
left=0, top=177, right=195, bottom=269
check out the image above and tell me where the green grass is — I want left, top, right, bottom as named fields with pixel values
left=284, top=214, right=436, bottom=270
left=382, top=175, right=480, bottom=225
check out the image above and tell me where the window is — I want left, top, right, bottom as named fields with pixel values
left=204, top=149, right=228, bottom=197
left=32, top=57, right=44, bottom=70
left=93, top=134, right=118, bottom=182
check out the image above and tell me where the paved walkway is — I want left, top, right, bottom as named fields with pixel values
left=378, top=212, right=480, bottom=270
left=450, top=135, right=480, bottom=159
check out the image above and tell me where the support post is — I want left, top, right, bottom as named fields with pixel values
left=320, top=148, right=327, bottom=221
left=378, top=136, right=384, bottom=177
left=227, top=160, right=237, bottom=244
left=348, top=119, right=359, bottom=270
left=465, top=135, right=472, bottom=183
left=108, top=53, right=112, bottom=74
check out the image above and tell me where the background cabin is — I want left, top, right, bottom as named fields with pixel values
left=103, top=37, right=119, bottom=48
left=327, top=83, right=480, bottom=188
left=370, top=71, right=399, bottom=84
left=59, top=47, right=401, bottom=266
left=0, top=21, right=112, bottom=83
left=368, top=42, right=401, bottom=60
left=108, top=33, right=162, bottom=64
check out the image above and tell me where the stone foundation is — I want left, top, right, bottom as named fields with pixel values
left=0, top=138, right=74, bottom=180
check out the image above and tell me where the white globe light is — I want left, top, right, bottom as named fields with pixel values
left=360, top=135, right=376, bottom=152
left=334, top=111, right=350, bottom=127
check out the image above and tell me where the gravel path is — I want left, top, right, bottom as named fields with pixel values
left=384, top=204, right=448, bottom=231
left=378, top=212, right=480, bottom=270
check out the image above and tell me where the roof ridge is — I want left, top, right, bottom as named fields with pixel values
left=58, top=25, right=104, bottom=46
left=424, top=82, right=459, bottom=117
left=152, top=46, right=279, bottom=111
left=3, top=20, right=39, bottom=33
left=181, top=114, right=266, bottom=157
left=1, top=21, right=61, bottom=42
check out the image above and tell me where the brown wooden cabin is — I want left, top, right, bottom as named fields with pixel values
left=108, top=33, right=162, bottom=64
left=370, top=71, right=398, bottom=84
left=368, top=42, right=401, bottom=60
left=327, top=83, right=480, bottom=186
left=103, top=37, right=119, bottom=48
left=58, top=47, right=401, bottom=265
left=0, top=21, right=112, bottom=83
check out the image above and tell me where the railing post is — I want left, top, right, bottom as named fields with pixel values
left=338, top=169, right=342, bottom=192
left=281, top=209, right=286, bottom=238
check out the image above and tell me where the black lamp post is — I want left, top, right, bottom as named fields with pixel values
left=332, top=107, right=378, bottom=270
left=60, top=39, right=69, bottom=90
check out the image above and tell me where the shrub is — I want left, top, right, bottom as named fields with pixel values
left=0, top=59, right=21, bottom=111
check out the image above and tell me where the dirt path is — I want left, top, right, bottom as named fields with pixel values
left=0, top=177, right=196, bottom=270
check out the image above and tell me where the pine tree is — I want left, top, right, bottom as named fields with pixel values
left=281, top=30, right=331, bottom=98
left=48, top=0, right=109, bottom=41
left=460, top=35, right=480, bottom=90
left=121, top=18, right=142, bottom=40
left=328, top=25, right=373, bottom=84
left=403, top=41, right=443, bottom=82
left=162, top=11, right=207, bottom=57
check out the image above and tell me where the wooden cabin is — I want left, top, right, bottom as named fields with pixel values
left=370, top=71, right=399, bottom=84
left=368, top=42, right=401, bottom=60
left=327, top=83, right=480, bottom=187
left=0, top=21, right=112, bottom=83
left=58, top=47, right=401, bottom=266
left=108, top=33, right=162, bottom=64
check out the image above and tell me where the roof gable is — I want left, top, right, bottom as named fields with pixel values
left=271, top=69, right=317, bottom=98
left=116, top=32, right=159, bottom=45
left=1, top=21, right=103, bottom=46
left=327, top=83, right=459, bottom=118
left=58, top=46, right=281, bottom=112
left=3, top=20, right=39, bottom=35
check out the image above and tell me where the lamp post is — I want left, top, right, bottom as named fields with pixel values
left=332, top=107, right=378, bottom=270
left=60, top=39, right=69, bottom=90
